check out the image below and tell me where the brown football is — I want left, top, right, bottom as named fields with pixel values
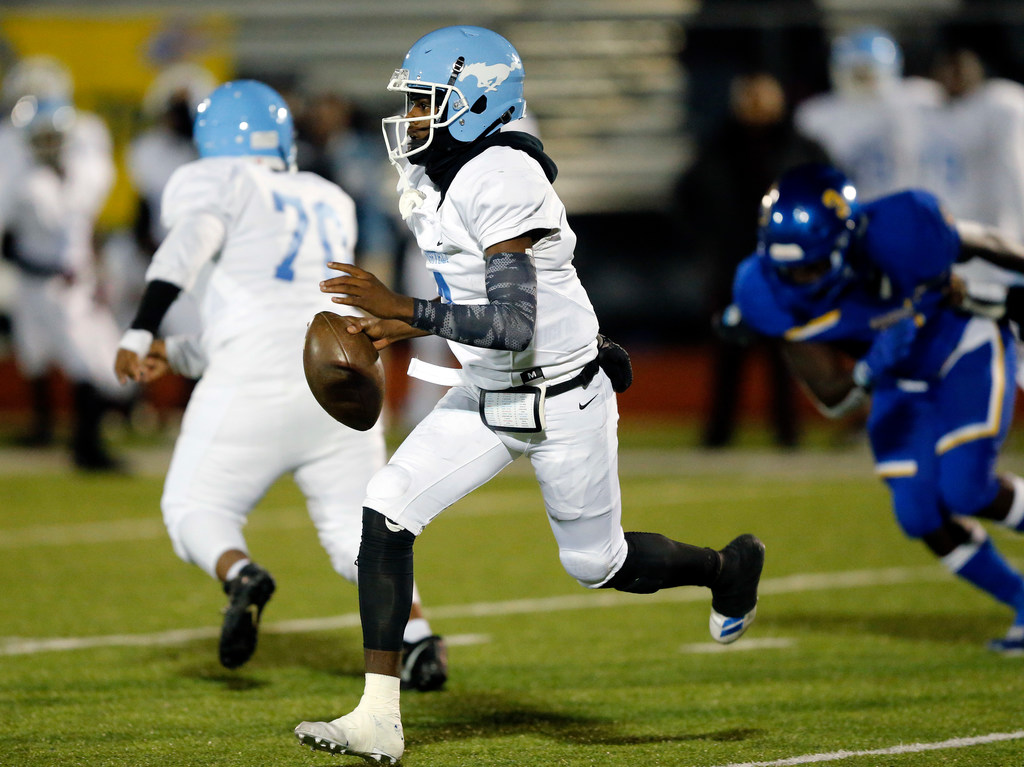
left=303, top=311, right=385, bottom=431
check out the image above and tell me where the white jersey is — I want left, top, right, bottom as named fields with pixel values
left=795, top=78, right=941, bottom=202
left=916, top=79, right=1024, bottom=242
left=153, top=157, right=357, bottom=382
left=400, top=143, right=599, bottom=389
left=1, top=164, right=88, bottom=273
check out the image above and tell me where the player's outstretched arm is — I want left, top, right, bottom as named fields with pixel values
left=957, top=220, right=1024, bottom=273
left=782, top=341, right=868, bottom=418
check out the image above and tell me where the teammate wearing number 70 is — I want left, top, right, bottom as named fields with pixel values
left=112, top=80, right=448, bottom=685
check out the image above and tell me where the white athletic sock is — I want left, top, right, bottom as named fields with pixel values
left=403, top=617, right=431, bottom=645
left=224, top=557, right=251, bottom=582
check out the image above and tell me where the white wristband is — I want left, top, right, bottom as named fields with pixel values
left=119, top=328, right=154, bottom=358
left=852, top=360, right=873, bottom=389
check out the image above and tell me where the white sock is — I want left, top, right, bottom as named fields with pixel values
left=224, top=558, right=251, bottom=582
left=403, top=617, right=431, bottom=645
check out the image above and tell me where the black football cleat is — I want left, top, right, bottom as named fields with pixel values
left=400, top=635, right=448, bottom=691
left=219, top=563, right=276, bottom=669
left=709, top=534, right=765, bottom=644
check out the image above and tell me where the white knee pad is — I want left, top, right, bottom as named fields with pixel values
left=168, top=509, right=248, bottom=579
left=363, top=464, right=413, bottom=519
left=559, top=548, right=618, bottom=589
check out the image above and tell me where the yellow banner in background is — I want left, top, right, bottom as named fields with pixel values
left=0, top=15, right=233, bottom=229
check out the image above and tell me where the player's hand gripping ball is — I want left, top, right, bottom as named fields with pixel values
left=303, top=311, right=385, bottom=431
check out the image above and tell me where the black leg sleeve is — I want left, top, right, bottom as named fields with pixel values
left=357, top=508, right=415, bottom=652
left=601, top=532, right=723, bottom=594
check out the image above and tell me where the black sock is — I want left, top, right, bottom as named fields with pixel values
left=601, top=532, right=722, bottom=594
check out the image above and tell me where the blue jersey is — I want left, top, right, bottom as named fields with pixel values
left=734, top=190, right=967, bottom=381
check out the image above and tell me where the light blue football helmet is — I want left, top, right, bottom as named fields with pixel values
left=830, top=27, right=902, bottom=95
left=758, top=163, right=859, bottom=301
left=193, top=80, right=295, bottom=169
left=382, top=25, right=526, bottom=161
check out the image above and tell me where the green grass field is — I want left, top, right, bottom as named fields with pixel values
left=2, top=424, right=1024, bottom=766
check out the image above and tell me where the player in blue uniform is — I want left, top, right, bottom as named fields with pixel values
left=729, top=163, right=1024, bottom=653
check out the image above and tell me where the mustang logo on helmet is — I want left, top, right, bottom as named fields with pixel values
left=459, top=60, right=522, bottom=93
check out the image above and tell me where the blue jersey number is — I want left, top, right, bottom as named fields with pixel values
left=273, top=193, right=349, bottom=282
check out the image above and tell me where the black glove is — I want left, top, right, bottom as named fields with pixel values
left=713, top=304, right=761, bottom=346
left=596, top=333, right=633, bottom=393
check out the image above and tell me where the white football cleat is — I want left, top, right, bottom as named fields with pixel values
left=709, top=604, right=758, bottom=644
left=294, top=706, right=404, bottom=764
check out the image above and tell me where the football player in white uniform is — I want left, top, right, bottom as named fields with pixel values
left=795, top=27, right=941, bottom=203
left=917, top=47, right=1024, bottom=243
left=912, top=48, right=1024, bottom=388
left=0, top=57, right=125, bottom=469
left=294, top=26, right=765, bottom=763
left=113, top=81, right=447, bottom=685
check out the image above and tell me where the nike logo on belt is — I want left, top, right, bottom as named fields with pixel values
left=579, top=396, right=598, bottom=410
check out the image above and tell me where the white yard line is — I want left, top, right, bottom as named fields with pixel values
left=0, top=565, right=943, bottom=656
left=708, top=730, right=1024, bottom=767
left=680, top=638, right=795, bottom=654
left=0, top=485, right=833, bottom=549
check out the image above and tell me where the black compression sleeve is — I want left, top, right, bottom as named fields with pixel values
left=410, top=250, right=537, bottom=351
left=358, top=508, right=415, bottom=652
left=130, top=280, right=182, bottom=333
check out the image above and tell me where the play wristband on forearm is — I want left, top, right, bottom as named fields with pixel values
left=130, top=279, right=182, bottom=334
left=118, top=328, right=154, bottom=358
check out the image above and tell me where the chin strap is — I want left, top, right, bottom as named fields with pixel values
left=391, top=158, right=426, bottom=220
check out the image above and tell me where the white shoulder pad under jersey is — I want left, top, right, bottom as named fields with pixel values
left=449, top=146, right=561, bottom=250
left=795, top=79, right=939, bottom=202
left=161, top=157, right=240, bottom=229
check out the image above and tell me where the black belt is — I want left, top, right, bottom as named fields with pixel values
left=546, top=357, right=600, bottom=398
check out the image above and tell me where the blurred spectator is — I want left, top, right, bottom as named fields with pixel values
left=679, top=0, right=828, bottom=142
left=0, top=56, right=128, bottom=469
left=674, top=71, right=827, bottom=448
left=794, top=27, right=941, bottom=203
left=294, top=90, right=349, bottom=181
left=916, top=46, right=1024, bottom=243
left=293, top=92, right=401, bottom=269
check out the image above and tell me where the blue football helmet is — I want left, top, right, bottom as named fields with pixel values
left=758, top=163, right=858, bottom=300
left=193, top=80, right=295, bottom=169
left=382, top=25, right=526, bottom=161
left=830, top=27, right=902, bottom=95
